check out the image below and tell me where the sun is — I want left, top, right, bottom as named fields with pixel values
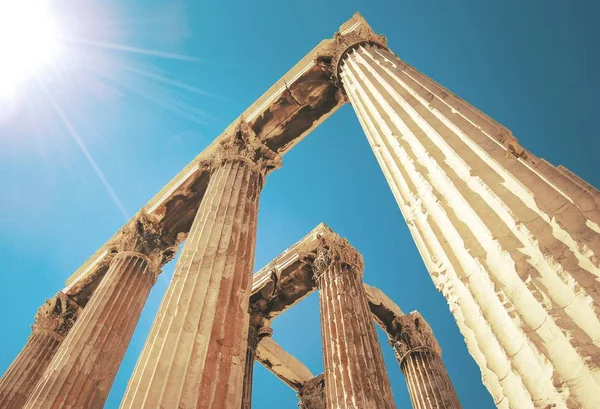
left=0, top=0, right=61, bottom=100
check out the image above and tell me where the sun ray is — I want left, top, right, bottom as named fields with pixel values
left=115, top=62, right=227, bottom=101
left=110, top=78, right=210, bottom=125
left=84, top=57, right=214, bottom=126
left=63, top=38, right=199, bottom=62
left=36, top=77, right=130, bottom=221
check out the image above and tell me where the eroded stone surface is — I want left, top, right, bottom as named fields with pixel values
left=255, top=337, right=314, bottom=391
left=340, top=39, right=600, bottom=409
left=5, top=10, right=600, bottom=409
left=312, top=234, right=396, bottom=409
left=241, top=315, right=272, bottom=409
left=119, top=129, right=278, bottom=409
left=23, top=212, right=170, bottom=409
left=298, top=374, right=326, bottom=409
left=249, top=223, right=333, bottom=320
left=0, top=293, right=81, bottom=409
left=61, top=17, right=357, bottom=297
left=390, top=312, right=461, bottom=409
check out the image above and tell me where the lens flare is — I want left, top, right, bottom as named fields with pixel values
left=0, top=0, right=61, bottom=99
left=0, top=0, right=207, bottom=220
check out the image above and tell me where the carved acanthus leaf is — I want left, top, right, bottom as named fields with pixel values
left=298, top=374, right=325, bottom=409
left=312, top=234, right=364, bottom=282
left=315, top=13, right=387, bottom=87
left=116, top=211, right=177, bottom=268
left=210, top=119, right=282, bottom=182
left=391, top=311, right=441, bottom=358
left=33, top=292, right=81, bottom=338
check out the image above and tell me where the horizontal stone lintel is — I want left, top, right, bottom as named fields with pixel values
left=253, top=281, right=405, bottom=392
left=62, top=13, right=380, bottom=298
left=247, top=224, right=405, bottom=392
left=255, top=337, right=314, bottom=391
left=60, top=219, right=405, bottom=395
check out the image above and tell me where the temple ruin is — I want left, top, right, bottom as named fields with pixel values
left=2, top=11, right=600, bottom=409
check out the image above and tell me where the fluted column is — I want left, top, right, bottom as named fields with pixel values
left=23, top=212, right=174, bottom=409
left=120, top=121, right=281, bottom=409
left=298, top=374, right=326, bottom=409
left=333, top=27, right=600, bottom=409
left=0, top=293, right=81, bottom=409
left=390, top=311, right=461, bottom=409
left=313, top=235, right=396, bottom=409
left=241, top=318, right=272, bottom=409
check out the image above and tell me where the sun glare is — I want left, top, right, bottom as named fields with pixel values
left=0, top=0, right=202, bottom=219
left=0, top=1, right=61, bottom=99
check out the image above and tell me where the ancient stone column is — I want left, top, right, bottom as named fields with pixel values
left=23, top=211, right=174, bottom=409
left=298, top=374, right=326, bottom=409
left=390, top=311, right=461, bottom=409
left=313, top=234, right=396, bottom=409
left=0, top=293, right=80, bottom=409
left=120, top=121, right=281, bottom=409
left=241, top=318, right=272, bottom=409
left=323, top=14, right=600, bottom=409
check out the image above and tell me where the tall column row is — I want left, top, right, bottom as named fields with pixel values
left=1, top=120, right=281, bottom=409
left=24, top=211, right=175, bottom=409
left=338, top=38, right=600, bottom=408
left=0, top=293, right=81, bottom=409
left=119, top=121, right=281, bottom=409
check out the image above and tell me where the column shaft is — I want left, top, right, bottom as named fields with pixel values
left=0, top=291, right=81, bottom=409
left=241, top=322, right=271, bottom=409
left=241, top=334, right=257, bottom=409
left=315, top=236, right=396, bottom=409
left=0, top=332, right=62, bottom=409
left=392, top=312, right=461, bottom=409
left=120, top=128, right=279, bottom=409
left=23, top=253, right=155, bottom=409
left=339, top=43, right=600, bottom=409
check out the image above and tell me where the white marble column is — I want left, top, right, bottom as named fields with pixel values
left=119, top=121, right=281, bottom=409
left=314, top=234, right=396, bottom=409
left=391, top=311, right=461, bottom=409
left=23, top=212, right=174, bottom=409
left=338, top=39, right=600, bottom=409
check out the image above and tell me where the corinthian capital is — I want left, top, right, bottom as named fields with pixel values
left=312, top=234, right=364, bottom=282
left=315, top=12, right=387, bottom=86
left=391, top=311, right=441, bottom=360
left=115, top=210, right=177, bottom=269
left=210, top=119, right=282, bottom=182
left=298, top=374, right=325, bottom=409
left=32, top=292, right=81, bottom=339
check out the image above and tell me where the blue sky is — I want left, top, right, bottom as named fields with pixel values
left=1, top=1, right=599, bottom=408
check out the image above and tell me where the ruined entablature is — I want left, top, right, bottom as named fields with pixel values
left=312, top=233, right=365, bottom=283
left=498, top=128, right=527, bottom=159
left=391, top=311, right=442, bottom=360
left=315, top=12, right=387, bottom=87
left=203, top=119, right=283, bottom=183
left=32, top=292, right=82, bottom=340
left=113, top=210, right=177, bottom=271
